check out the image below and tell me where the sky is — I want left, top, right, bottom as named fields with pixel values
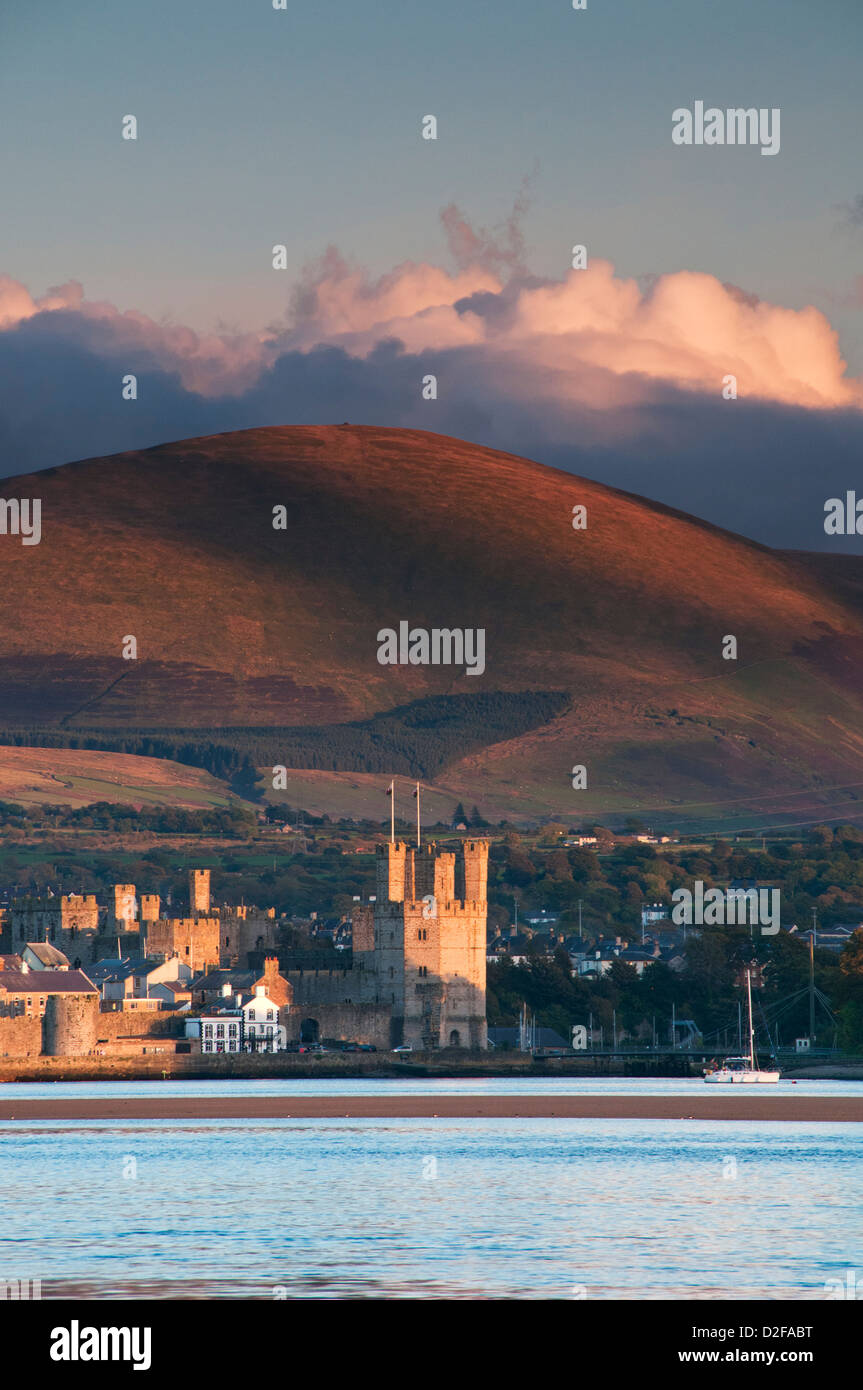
left=1, top=0, right=862, bottom=548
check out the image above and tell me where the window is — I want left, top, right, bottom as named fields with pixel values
left=248, top=1009, right=255, bottom=1021
left=216, top=1024, right=225, bottom=1037
left=203, top=1041, right=212, bottom=1053
left=266, top=1010, right=274, bottom=1021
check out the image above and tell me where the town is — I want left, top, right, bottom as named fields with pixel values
left=1, top=809, right=862, bottom=1068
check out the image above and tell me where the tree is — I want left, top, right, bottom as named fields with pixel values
left=840, top=929, right=863, bottom=977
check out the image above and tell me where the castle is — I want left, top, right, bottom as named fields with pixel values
left=0, top=837, right=490, bottom=1052
left=351, top=839, right=489, bottom=1049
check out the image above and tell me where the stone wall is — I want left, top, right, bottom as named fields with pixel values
left=0, top=1002, right=182, bottom=1058
left=285, top=1002, right=394, bottom=1049
left=94, top=1009, right=180, bottom=1042
left=219, top=906, right=278, bottom=966
left=0, top=1013, right=42, bottom=1057
left=145, top=916, right=220, bottom=971
left=286, top=964, right=377, bottom=1007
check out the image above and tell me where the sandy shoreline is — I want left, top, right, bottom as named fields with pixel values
left=1, top=1095, right=861, bottom=1122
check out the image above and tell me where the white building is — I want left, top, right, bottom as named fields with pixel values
left=242, top=986, right=286, bottom=1053
left=193, top=1012, right=244, bottom=1054
left=185, top=986, right=288, bottom=1053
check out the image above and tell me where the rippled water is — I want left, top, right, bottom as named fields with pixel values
left=1, top=1107, right=860, bottom=1299
left=3, top=1075, right=862, bottom=1099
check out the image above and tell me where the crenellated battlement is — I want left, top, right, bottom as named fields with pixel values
left=375, top=839, right=489, bottom=911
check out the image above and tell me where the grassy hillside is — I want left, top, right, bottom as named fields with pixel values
left=1, top=424, right=862, bottom=825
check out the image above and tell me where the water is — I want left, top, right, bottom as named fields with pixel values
left=1, top=1082, right=860, bottom=1299
left=3, top=1075, right=861, bottom=1099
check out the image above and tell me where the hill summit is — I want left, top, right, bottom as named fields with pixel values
left=1, top=424, right=862, bottom=826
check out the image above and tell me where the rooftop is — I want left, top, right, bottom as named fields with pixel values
left=0, top=969, right=98, bottom=995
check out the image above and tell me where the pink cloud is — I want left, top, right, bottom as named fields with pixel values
left=2, top=210, right=861, bottom=411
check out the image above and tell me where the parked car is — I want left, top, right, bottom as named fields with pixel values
left=392, top=1045, right=413, bottom=1053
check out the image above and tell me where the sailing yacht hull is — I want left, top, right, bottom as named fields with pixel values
left=704, top=1069, right=780, bottom=1084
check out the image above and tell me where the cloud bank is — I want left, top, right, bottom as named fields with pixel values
left=1, top=214, right=862, bottom=551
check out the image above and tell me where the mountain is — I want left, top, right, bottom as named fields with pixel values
left=2, top=424, right=862, bottom=829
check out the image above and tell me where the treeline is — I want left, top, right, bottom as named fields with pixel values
left=267, top=691, right=569, bottom=776
left=0, top=690, right=569, bottom=784
left=0, top=799, right=257, bottom=836
left=486, top=825, right=863, bottom=935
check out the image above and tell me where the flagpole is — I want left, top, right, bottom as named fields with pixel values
left=389, top=779, right=395, bottom=845
left=416, top=781, right=421, bottom=847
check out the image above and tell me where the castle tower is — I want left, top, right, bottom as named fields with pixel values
left=433, top=852, right=455, bottom=906
left=43, top=993, right=99, bottom=1057
left=189, top=869, right=211, bottom=915
left=374, top=837, right=489, bottom=1052
left=140, top=894, right=160, bottom=923
left=463, top=839, right=489, bottom=903
left=375, top=842, right=407, bottom=903
left=413, top=843, right=437, bottom=900
left=112, top=884, right=137, bottom=932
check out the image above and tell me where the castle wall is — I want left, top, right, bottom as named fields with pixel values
left=93, top=1008, right=179, bottom=1043
left=284, top=1003, right=394, bottom=1049
left=351, top=904, right=374, bottom=953
left=219, top=906, right=278, bottom=966
left=146, top=916, right=220, bottom=972
left=5, top=895, right=101, bottom=957
left=286, top=964, right=376, bottom=1007
left=0, top=1004, right=182, bottom=1058
left=0, top=1013, right=42, bottom=1057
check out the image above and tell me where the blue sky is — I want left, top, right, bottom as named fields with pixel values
left=1, top=0, right=862, bottom=550
left=1, top=0, right=861, bottom=360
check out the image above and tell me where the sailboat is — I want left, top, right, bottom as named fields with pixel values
left=703, top=967, right=780, bottom=1084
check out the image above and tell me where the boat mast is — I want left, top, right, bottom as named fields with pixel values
left=746, top=967, right=755, bottom=1070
